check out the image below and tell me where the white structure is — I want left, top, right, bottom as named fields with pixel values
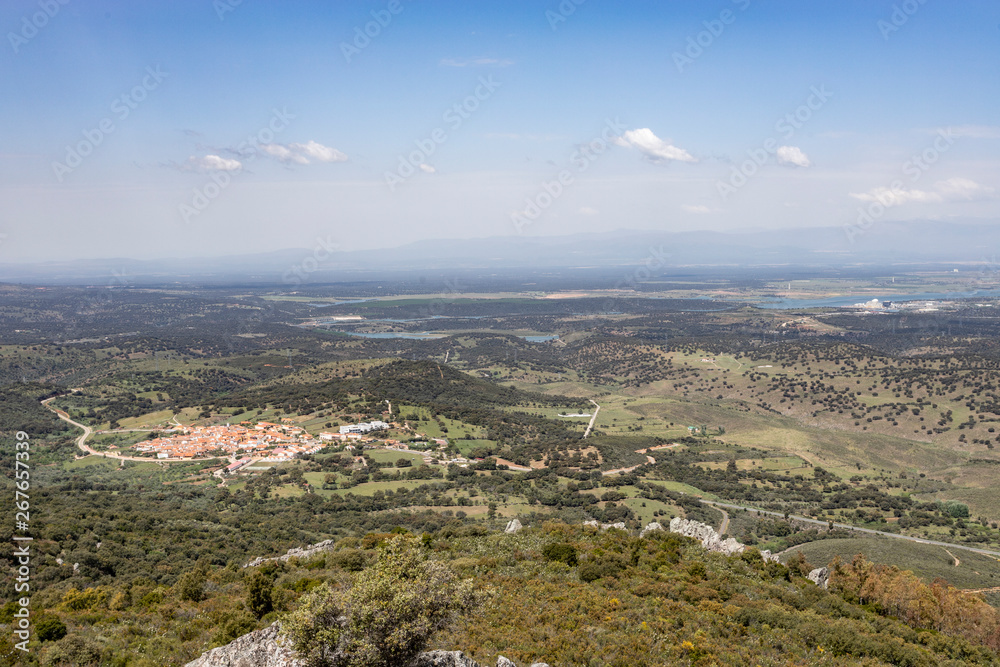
left=339, top=421, right=389, bottom=435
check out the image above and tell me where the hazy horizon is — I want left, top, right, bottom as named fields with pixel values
left=1, top=1, right=998, bottom=263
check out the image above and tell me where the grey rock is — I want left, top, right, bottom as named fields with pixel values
left=640, top=522, right=664, bottom=538
left=808, top=566, right=830, bottom=589
left=496, top=657, right=517, bottom=667
left=530, top=663, right=551, bottom=667
left=584, top=520, right=627, bottom=532
left=184, top=623, right=304, bottom=667
left=669, top=517, right=779, bottom=562
left=412, top=650, right=483, bottom=667
left=504, top=519, right=523, bottom=534
left=245, top=539, right=335, bottom=568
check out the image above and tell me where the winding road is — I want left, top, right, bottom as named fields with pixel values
left=583, top=399, right=600, bottom=439
left=42, top=396, right=197, bottom=464
left=700, top=499, right=1000, bottom=559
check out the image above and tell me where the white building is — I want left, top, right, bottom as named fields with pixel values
left=339, top=421, right=389, bottom=435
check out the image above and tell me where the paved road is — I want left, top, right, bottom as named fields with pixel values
left=700, top=499, right=1000, bottom=559
left=583, top=399, right=600, bottom=438
left=717, top=506, right=730, bottom=536
left=42, top=396, right=197, bottom=464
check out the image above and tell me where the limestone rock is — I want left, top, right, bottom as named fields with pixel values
left=668, top=517, right=779, bottom=561
left=640, top=522, right=664, bottom=538
left=184, top=623, right=303, bottom=667
left=496, top=657, right=517, bottom=667
left=245, top=539, right=335, bottom=568
left=808, top=566, right=830, bottom=589
left=504, top=519, right=522, bottom=534
left=412, top=650, right=482, bottom=667
left=584, top=520, right=627, bottom=531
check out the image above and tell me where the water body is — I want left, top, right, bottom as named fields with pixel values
left=757, top=289, right=1000, bottom=310
left=306, top=299, right=377, bottom=307
left=346, top=332, right=445, bottom=340
left=345, top=332, right=558, bottom=342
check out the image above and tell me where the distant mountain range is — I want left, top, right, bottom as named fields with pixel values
left=1, top=220, right=997, bottom=285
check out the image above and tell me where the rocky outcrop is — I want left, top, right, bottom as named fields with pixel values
left=583, top=520, right=627, bottom=531
left=185, top=624, right=548, bottom=667
left=640, top=522, right=664, bottom=538
left=184, top=623, right=303, bottom=667
left=808, top=566, right=830, bottom=589
left=413, top=651, right=483, bottom=667
left=504, top=519, right=522, bottom=534
left=668, top=517, right=778, bottom=562
left=245, top=539, right=335, bottom=568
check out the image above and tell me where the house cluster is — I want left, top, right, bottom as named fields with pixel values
left=134, top=421, right=324, bottom=460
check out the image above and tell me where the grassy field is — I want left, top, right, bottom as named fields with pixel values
left=330, top=480, right=434, bottom=496
left=786, top=537, right=1000, bottom=590
left=451, top=439, right=497, bottom=456
left=63, top=455, right=118, bottom=471
left=365, top=449, right=426, bottom=465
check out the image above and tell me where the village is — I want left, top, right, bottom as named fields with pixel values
left=126, top=418, right=458, bottom=474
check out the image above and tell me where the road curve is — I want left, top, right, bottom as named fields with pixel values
left=583, top=399, right=600, bottom=439
left=42, top=397, right=95, bottom=455
left=700, top=499, right=1000, bottom=559
left=42, top=396, right=198, bottom=464
left=717, top=506, right=730, bottom=536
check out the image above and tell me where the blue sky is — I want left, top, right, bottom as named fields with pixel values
left=1, top=0, right=998, bottom=261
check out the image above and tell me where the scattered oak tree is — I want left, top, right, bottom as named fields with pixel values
left=284, top=535, right=485, bottom=667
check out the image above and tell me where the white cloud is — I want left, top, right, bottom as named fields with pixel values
left=935, top=177, right=996, bottom=200
left=776, top=146, right=811, bottom=168
left=578, top=206, right=599, bottom=216
left=259, top=141, right=347, bottom=165
left=259, top=143, right=302, bottom=164
left=850, top=177, right=995, bottom=207
left=681, top=204, right=712, bottom=214
left=614, top=128, right=696, bottom=163
left=851, top=186, right=942, bottom=206
left=292, top=140, right=348, bottom=163
left=440, top=57, right=513, bottom=67
left=939, top=125, right=1000, bottom=139
left=186, top=154, right=242, bottom=172
left=419, top=164, right=436, bottom=174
